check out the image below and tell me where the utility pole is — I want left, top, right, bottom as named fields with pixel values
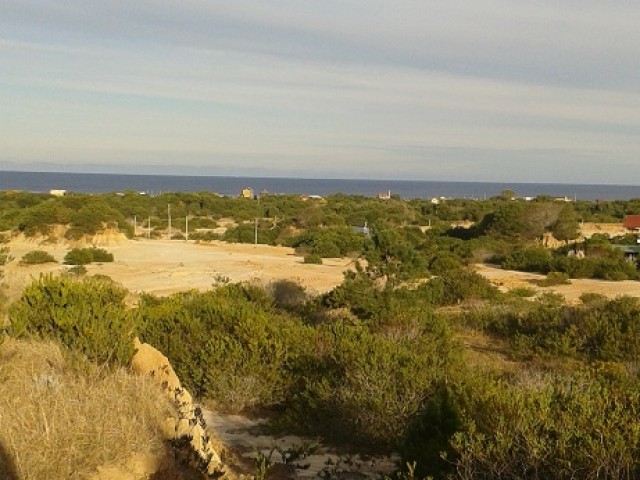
left=133, top=215, right=137, bottom=237
left=185, top=213, right=189, bottom=241
left=168, top=204, right=172, bottom=239
left=254, top=218, right=258, bottom=245
left=148, top=215, right=151, bottom=239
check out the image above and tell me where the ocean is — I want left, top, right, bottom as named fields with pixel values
left=1, top=170, right=639, bottom=201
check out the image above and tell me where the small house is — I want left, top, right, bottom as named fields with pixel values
left=623, top=215, right=640, bottom=233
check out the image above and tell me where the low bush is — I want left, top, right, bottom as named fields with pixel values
left=280, top=322, right=460, bottom=449
left=63, top=247, right=114, bottom=265
left=464, top=296, right=640, bottom=362
left=508, top=286, right=537, bottom=298
left=19, top=250, right=56, bottom=265
left=501, top=246, right=553, bottom=273
left=539, top=271, right=571, bottom=286
left=189, top=231, right=220, bottom=241
left=449, top=372, right=640, bottom=480
left=303, top=253, right=323, bottom=264
left=270, top=279, right=308, bottom=311
left=137, top=285, right=308, bottom=410
left=8, top=275, right=135, bottom=364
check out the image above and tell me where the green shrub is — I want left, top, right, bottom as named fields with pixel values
left=508, top=286, right=537, bottom=298
left=88, top=247, right=113, bottom=263
left=539, top=271, right=571, bottom=286
left=303, top=253, right=323, bottom=264
left=281, top=322, right=460, bottom=448
left=137, top=285, right=307, bottom=409
left=579, top=292, right=608, bottom=305
left=64, top=248, right=93, bottom=265
left=426, top=268, right=499, bottom=306
left=465, top=296, right=640, bottom=362
left=189, top=231, right=220, bottom=241
left=450, top=373, right=640, bottom=480
left=19, top=250, right=56, bottom=265
left=270, top=279, right=308, bottom=311
left=8, top=275, right=135, bottom=364
left=63, top=247, right=114, bottom=265
left=501, top=246, right=553, bottom=273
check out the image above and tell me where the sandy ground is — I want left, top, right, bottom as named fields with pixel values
left=3, top=238, right=352, bottom=301
left=205, top=411, right=399, bottom=479
left=6, top=234, right=640, bottom=306
left=476, top=264, right=640, bottom=304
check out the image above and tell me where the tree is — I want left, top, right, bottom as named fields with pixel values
left=499, top=189, right=517, bottom=200
left=551, top=204, right=580, bottom=242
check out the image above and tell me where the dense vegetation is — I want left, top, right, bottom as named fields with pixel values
left=1, top=189, right=639, bottom=279
left=7, top=270, right=640, bottom=479
left=3, top=189, right=640, bottom=479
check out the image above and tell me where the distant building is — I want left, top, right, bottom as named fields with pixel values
left=49, top=189, right=66, bottom=197
left=240, top=187, right=254, bottom=199
left=352, top=221, right=370, bottom=237
left=623, top=215, right=640, bottom=233
left=378, top=190, right=391, bottom=200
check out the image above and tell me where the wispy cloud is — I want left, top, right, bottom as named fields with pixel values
left=1, top=0, right=639, bottom=182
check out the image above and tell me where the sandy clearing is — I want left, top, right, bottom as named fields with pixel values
left=476, top=264, right=640, bottom=304
left=204, top=410, right=399, bottom=479
left=7, top=235, right=640, bottom=306
left=3, top=238, right=352, bottom=301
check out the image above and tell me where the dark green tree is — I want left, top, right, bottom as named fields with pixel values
left=551, top=203, right=580, bottom=242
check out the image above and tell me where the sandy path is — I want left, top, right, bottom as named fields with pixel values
left=204, top=411, right=399, bottom=479
left=476, top=264, right=640, bottom=303
left=3, top=238, right=352, bottom=300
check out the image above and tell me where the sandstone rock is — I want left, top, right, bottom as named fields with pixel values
left=129, top=339, right=242, bottom=479
left=160, top=417, right=178, bottom=440
left=131, top=338, right=181, bottom=391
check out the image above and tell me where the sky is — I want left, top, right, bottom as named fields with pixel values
left=1, top=1, right=639, bottom=184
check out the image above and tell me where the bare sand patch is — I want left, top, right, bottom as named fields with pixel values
left=476, top=264, right=640, bottom=304
left=3, top=238, right=352, bottom=301
left=204, top=411, right=399, bottom=479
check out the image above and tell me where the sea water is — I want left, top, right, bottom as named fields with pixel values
left=1, top=170, right=639, bottom=200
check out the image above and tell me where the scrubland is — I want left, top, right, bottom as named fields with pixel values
left=3, top=190, right=640, bottom=479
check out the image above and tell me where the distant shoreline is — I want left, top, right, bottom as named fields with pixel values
left=1, top=170, right=639, bottom=200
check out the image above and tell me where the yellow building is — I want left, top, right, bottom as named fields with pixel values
left=240, top=187, right=254, bottom=199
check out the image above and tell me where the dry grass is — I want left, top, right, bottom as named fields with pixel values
left=0, top=337, right=175, bottom=480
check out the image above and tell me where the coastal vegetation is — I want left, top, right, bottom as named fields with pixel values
left=2, top=188, right=640, bottom=478
left=19, top=250, right=56, bottom=265
left=63, top=247, right=114, bottom=265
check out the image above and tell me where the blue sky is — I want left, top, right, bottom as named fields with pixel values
left=1, top=1, right=639, bottom=183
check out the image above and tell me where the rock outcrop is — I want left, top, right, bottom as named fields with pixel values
left=131, top=338, right=236, bottom=479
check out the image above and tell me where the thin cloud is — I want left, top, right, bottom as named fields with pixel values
left=1, top=0, right=639, bottom=183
